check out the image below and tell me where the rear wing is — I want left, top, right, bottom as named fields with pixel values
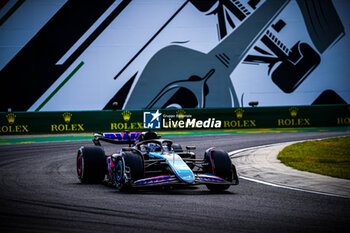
left=93, top=132, right=141, bottom=146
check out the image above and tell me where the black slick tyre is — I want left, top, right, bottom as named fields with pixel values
left=204, top=149, right=233, bottom=191
left=115, top=151, right=144, bottom=191
left=77, top=147, right=106, bottom=183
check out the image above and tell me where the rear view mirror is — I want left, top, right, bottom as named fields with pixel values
left=186, top=146, right=196, bottom=151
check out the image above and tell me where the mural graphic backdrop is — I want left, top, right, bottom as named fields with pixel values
left=0, top=0, right=349, bottom=112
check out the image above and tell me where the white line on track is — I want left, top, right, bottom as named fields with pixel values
left=238, top=175, right=350, bottom=199
left=229, top=137, right=350, bottom=199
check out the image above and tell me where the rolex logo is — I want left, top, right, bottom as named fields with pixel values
left=6, top=113, right=16, bottom=124
left=176, top=110, right=186, bottom=120
left=235, top=109, right=244, bottom=119
left=122, top=111, right=131, bottom=121
left=289, top=107, right=298, bottom=117
left=62, top=112, right=72, bottom=123
left=52, top=112, right=83, bottom=132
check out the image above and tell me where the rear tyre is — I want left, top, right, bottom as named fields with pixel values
left=77, top=147, right=106, bottom=183
left=204, top=149, right=233, bottom=191
left=115, top=151, right=144, bottom=191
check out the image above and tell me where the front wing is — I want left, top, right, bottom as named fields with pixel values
left=132, top=174, right=237, bottom=187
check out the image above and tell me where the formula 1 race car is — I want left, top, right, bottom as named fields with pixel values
left=76, top=131, right=238, bottom=191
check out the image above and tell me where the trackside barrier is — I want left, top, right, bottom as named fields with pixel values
left=0, top=105, right=349, bottom=135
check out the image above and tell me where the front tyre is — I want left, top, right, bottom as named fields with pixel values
left=115, top=151, right=144, bottom=192
left=77, top=147, right=106, bottom=183
left=115, top=156, right=127, bottom=191
left=204, top=149, right=234, bottom=191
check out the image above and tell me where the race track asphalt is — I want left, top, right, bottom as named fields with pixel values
left=0, top=131, right=349, bottom=233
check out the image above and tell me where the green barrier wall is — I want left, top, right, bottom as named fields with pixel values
left=0, top=105, right=349, bottom=135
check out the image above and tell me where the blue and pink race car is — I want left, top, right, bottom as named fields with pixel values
left=76, top=131, right=238, bottom=191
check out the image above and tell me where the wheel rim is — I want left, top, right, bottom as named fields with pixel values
left=116, top=160, right=123, bottom=182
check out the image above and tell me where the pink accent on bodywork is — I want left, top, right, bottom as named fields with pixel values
left=198, top=174, right=224, bottom=181
left=107, top=156, right=114, bottom=174
left=145, top=175, right=170, bottom=180
left=77, top=155, right=82, bottom=175
left=108, top=156, right=114, bottom=167
left=109, top=156, right=115, bottom=167
left=209, top=147, right=215, bottom=174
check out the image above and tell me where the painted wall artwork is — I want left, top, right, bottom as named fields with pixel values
left=0, top=0, right=349, bottom=112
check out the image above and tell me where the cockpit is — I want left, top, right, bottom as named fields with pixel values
left=138, top=140, right=173, bottom=153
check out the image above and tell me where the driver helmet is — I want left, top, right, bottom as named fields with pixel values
left=163, top=145, right=169, bottom=152
left=147, top=143, right=160, bottom=152
left=140, top=145, right=147, bottom=153
left=162, top=142, right=171, bottom=152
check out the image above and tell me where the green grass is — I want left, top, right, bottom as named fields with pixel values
left=277, top=136, right=350, bottom=180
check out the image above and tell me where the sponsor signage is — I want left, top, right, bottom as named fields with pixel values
left=223, top=108, right=257, bottom=128
left=0, top=113, right=29, bottom=133
left=337, top=107, right=350, bottom=126
left=110, top=111, right=143, bottom=130
left=277, top=107, right=311, bottom=127
left=50, top=112, right=85, bottom=132
left=0, top=105, right=348, bottom=135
